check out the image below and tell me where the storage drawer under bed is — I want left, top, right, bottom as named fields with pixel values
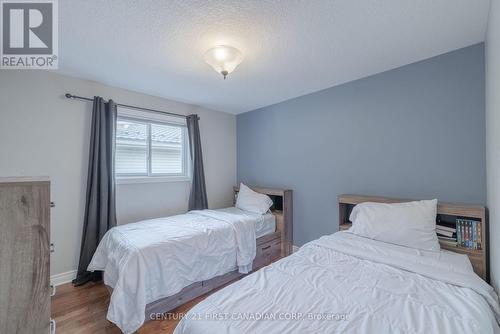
left=254, top=232, right=281, bottom=269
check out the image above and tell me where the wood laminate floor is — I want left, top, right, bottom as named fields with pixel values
left=51, top=281, right=215, bottom=334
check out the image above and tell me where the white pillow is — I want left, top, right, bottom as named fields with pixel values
left=236, top=183, right=273, bottom=215
left=348, top=199, right=440, bottom=251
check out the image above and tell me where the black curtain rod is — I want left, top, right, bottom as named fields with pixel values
left=65, top=93, right=188, bottom=119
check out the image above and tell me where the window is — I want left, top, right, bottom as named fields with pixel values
left=115, top=108, right=189, bottom=182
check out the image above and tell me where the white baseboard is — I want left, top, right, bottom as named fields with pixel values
left=292, top=245, right=300, bottom=253
left=51, top=270, right=77, bottom=286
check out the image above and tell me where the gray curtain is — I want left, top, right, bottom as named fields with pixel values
left=187, top=114, right=208, bottom=210
left=73, top=97, right=117, bottom=286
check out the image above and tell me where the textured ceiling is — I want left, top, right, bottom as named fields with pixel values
left=57, top=0, right=491, bottom=114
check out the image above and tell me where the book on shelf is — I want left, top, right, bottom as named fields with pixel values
left=436, top=221, right=456, bottom=240
left=454, top=218, right=482, bottom=250
left=436, top=225, right=456, bottom=233
left=477, top=223, right=482, bottom=249
left=436, top=228, right=454, bottom=238
left=438, top=236, right=456, bottom=242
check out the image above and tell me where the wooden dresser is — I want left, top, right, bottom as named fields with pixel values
left=0, top=177, right=53, bottom=334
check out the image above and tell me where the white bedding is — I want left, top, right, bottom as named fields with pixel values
left=88, top=208, right=275, bottom=334
left=174, top=232, right=500, bottom=334
left=217, top=207, right=276, bottom=238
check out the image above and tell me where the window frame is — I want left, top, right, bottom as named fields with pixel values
left=115, top=108, right=190, bottom=184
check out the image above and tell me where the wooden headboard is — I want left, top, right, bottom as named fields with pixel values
left=338, top=194, right=489, bottom=281
left=234, top=185, right=293, bottom=256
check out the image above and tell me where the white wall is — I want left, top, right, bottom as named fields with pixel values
left=486, top=0, right=500, bottom=291
left=0, top=71, right=236, bottom=279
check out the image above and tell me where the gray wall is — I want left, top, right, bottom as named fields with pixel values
left=237, top=44, right=486, bottom=247
left=0, top=71, right=236, bottom=281
left=486, top=1, right=500, bottom=292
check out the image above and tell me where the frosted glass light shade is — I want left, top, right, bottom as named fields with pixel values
left=203, top=45, right=243, bottom=79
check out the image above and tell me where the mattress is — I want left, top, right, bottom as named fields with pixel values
left=215, top=207, right=276, bottom=238
left=174, top=232, right=500, bottom=334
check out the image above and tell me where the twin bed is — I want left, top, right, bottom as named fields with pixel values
left=174, top=194, right=500, bottom=334
left=89, top=187, right=500, bottom=334
left=88, top=184, right=292, bottom=333
left=175, top=232, right=499, bottom=333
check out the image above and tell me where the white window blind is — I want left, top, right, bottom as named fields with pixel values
left=151, top=123, right=184, bottom=174
left=115, top=109, right=189, bottom=180
left=116, top=120, right=148, bottom=175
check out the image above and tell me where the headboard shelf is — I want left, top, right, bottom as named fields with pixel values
left=338, top=194, right=485, bottom=219
left=338, top=194, right=489, bottom=282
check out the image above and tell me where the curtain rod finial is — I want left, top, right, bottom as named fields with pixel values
left=65, top=93, right=73, bottom=99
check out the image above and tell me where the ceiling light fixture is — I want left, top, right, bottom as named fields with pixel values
left=203, top=45, right=243, bottom=79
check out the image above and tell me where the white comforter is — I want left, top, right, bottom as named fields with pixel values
left=88, top=209, right=257, bottom=334
left=174, top=232, right=500, bottom=334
